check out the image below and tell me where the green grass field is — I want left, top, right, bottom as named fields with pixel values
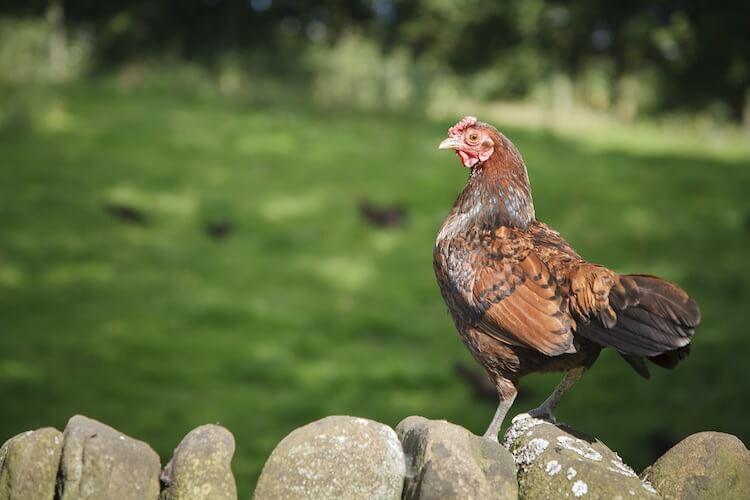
left=1, top=81, right=749, bottom=495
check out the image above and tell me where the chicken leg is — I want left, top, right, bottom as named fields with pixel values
left=483, top=394, right=517, bottom=442
left=527, top=367, right=585, bottom=423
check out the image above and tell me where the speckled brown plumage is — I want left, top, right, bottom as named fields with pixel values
left=434, top=117, right=700, bottom=439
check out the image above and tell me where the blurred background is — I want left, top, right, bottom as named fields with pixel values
left=1, top=0, right=749, bottom=495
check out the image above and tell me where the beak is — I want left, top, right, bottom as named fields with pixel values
left=439, top=137, right=463, bottom=150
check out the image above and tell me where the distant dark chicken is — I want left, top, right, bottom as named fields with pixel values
left=359, top=199, right=407, bottom=228
left=433, top=116, right=700, bottom=441
left=105, top=203, right=147, bottom=225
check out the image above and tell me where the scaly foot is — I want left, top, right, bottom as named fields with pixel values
left=526, top=406, right=557, bottom=423
left=482, top=431, right=499, bottom=443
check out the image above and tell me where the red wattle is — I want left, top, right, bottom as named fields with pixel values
left=457, top=150, right=479, bottom=168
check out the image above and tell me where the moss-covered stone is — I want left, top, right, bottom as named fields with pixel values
left=58, top=415, right=161, bottom=500
left=0, top=427, right=63, bottom=500
left=396, top=416, right=517, bottom=500
left=253, top=416, right=405, bottom=500
left=504, top=414, right=660, bottom=499
left=160, top=424, right=237, bottom=500
left=642, top=431, right=750, bottom=499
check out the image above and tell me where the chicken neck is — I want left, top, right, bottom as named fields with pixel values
left=453, top=138, right=536, bottom=232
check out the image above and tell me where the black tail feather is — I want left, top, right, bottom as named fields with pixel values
left=619, top=352, right=651, bottom=379
left=649, top=344, right=691, bottom=369
left=578, top=274, right=699, bottom=376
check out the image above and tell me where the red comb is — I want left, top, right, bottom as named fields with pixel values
left=448, top=116, right=477, bottom=137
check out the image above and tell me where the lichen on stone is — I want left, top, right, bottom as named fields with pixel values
left=556, top=436, right=602, bottom=461
left=566, top=467, right=577, bottom=480
left=502, top=414, right=545, bottom=448
left=572, top=479, right=588, bottom=497
left=513, top=438, right=549, bottom=466
left=607, top=459, right=637, bottom=478
left=545, top=459, right=562, bottom=476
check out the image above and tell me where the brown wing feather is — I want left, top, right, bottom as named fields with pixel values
left=472, top=243, right=574, bottom=356
left=574, top=273, right=699, bottom=359
left=527, top=221, right=699, bottom=372
left=568, top=264, right=618, bottom=327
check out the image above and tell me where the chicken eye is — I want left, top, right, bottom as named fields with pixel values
left=469, top=133, right=479, bottom=141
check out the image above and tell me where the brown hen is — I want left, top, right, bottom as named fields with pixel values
left=433, top=116, right=700, bottom=441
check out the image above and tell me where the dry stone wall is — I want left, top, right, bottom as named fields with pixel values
left=2, top=413, right=749, bottom=499
left=0, top=416, right=236, bottom=500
